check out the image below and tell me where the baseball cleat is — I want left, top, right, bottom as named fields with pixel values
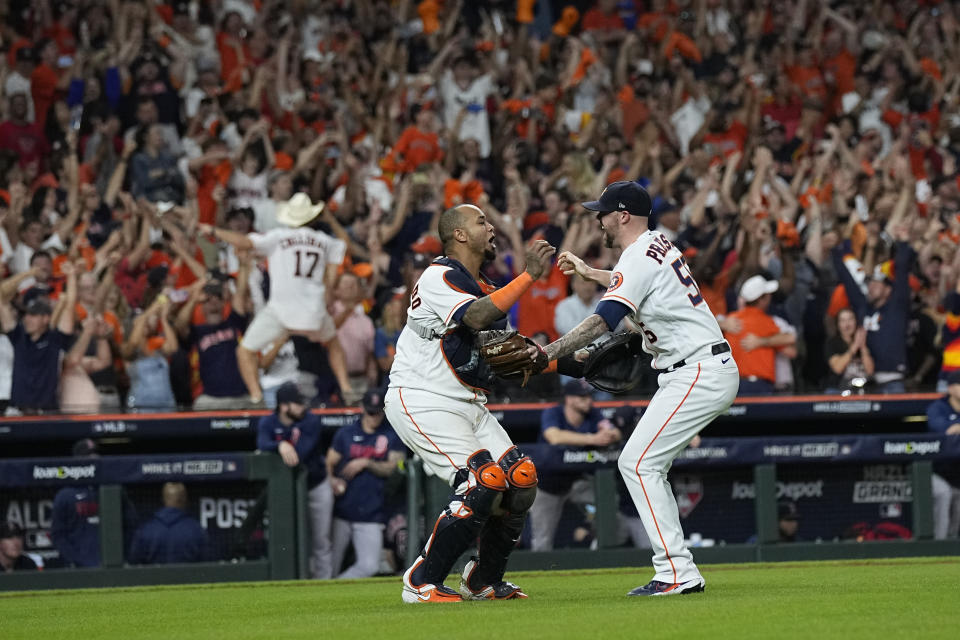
left=402, top=582, right=463, bottom=603
left=459, top=558, right=528, bottom=600
left=626, top=578, right=705, bottom=597
left=401, top=557, right=462, bottom=603
left=459, top=581, right=528, bottom=600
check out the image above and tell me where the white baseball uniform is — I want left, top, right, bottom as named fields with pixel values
left=241, top=227, right=346, bottom=352
left=384, top=263, right=514, bottom=488
left=599, top=230, right=739, bottom=587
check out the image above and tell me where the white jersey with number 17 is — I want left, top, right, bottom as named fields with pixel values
left=248, top=227, right=346, bottom=331
left=600, top=230, right=724, bottom=370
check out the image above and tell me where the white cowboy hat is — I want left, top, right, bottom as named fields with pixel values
left=276, top=193, right=324, bottom=227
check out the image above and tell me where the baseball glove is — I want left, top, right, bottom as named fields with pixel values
left=478, top=329, right=548, bottom=386
left=581, top=331, right=646, bottom=394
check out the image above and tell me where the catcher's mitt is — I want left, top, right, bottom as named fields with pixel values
left=478, top=330, right=548, bottom=386
left=581, top=331, right=646, bottom=394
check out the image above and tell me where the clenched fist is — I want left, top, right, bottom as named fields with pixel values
left=524, top=239, right=556, bottom=280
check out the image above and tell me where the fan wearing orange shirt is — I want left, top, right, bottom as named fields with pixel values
left=701, top=110, right=749, bottom=160
left=516, top=262, right=569, bottom=343
left=582, top=0, right=627, bottom=44
left=785, top=46, right=826, bottom=101
left=723, top=275, right=796, bottom=395
left=384, top=105, right=444, bottom=174
left=189, top=138, right=233, bottom=226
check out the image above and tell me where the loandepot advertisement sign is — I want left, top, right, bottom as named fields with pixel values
left=31, top=464, right=97, bottom=481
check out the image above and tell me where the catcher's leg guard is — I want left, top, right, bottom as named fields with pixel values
left=464, top=447, right=538, bottom=593
left=406, top=450, right=507, bottom=588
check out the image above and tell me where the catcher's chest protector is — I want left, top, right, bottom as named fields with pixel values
left=435, top=257, right=507, bottom=392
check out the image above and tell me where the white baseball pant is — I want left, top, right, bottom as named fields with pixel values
left=241, top=304, right=337, bottom=352
left=618, top=354, right=739, bottom=585
left=384, top=386, right=514, bottom=489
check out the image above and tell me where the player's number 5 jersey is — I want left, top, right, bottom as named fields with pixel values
left=600, top=231, right=725, bottom=370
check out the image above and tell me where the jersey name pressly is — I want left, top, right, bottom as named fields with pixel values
left=388, top=264, right=485, bottom=403
left=248, top=227, right=346, bottom=330
left=600, top=231, right=725, bottom=370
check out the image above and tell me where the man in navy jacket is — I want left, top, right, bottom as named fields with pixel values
left=256, top=382, right=332, bottom=578
left=831, top=232, right=915, bottom=393
left=129, top=483, right=210, bottom=564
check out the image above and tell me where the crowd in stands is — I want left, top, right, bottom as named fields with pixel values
left=4, top=0, right=960, bottom=415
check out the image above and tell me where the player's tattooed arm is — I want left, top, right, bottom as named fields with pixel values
left=461, top=241, right=555, bottom=329
left=461, top=297, right=507, bottom=330
left=544, top=314, right=608, bottom=362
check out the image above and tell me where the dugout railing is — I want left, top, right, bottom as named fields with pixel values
left=407, top=434, right=960, bottom=570
left=1, top=437, right=959, bottom=591
left=0, top=453, right=309, bottom=591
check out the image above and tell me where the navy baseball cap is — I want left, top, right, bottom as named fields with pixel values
left=24, top=298, right=53, bottom=316
left=778, top=500, right=799, bottom=521
left=563, top=379, right=593, bottom=397
left=362, top=389, right=385, bottom=414
left=581, top=181, right=653, bottom=218
left=72, top=438, right=99, bottom=457
left=276, top=382, right=305, bottom=406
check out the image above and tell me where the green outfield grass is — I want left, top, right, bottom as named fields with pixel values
left=2, top=558, right=958, bottom=639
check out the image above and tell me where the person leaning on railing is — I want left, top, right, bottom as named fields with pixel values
left=119, top=289, right=178, bottom=412
left=824, top=307, right=875, bottom=393
left=0, top=261, right=76, bottom=415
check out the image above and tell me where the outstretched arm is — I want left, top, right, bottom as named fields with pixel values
left=544, top=314, right=609, bottom=362
left=557, top=251, right=612, bottom=287
left=198, top=223, right=255, bottom=251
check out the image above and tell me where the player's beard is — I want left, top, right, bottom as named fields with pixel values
left=483, top=236, right=497, bottom=261
left=603, top=229, right=614, bottom=249
left=285, top=406, right=306, bottom=422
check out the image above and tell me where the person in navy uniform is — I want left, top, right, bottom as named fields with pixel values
left=528, top=379, right=622, bottom=551
left=50, top=439, right=138, bottom=567
left=51, top=483, right=101, bottom=567
left=51, top=438, right=104, bottom=567
left=129, top=483, right=211, bottom=564
left=256, top=381, right=333, bottom=578
left=326, top=389, right=406, bottom=578
left=925, top=370, right=960, bottom=539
